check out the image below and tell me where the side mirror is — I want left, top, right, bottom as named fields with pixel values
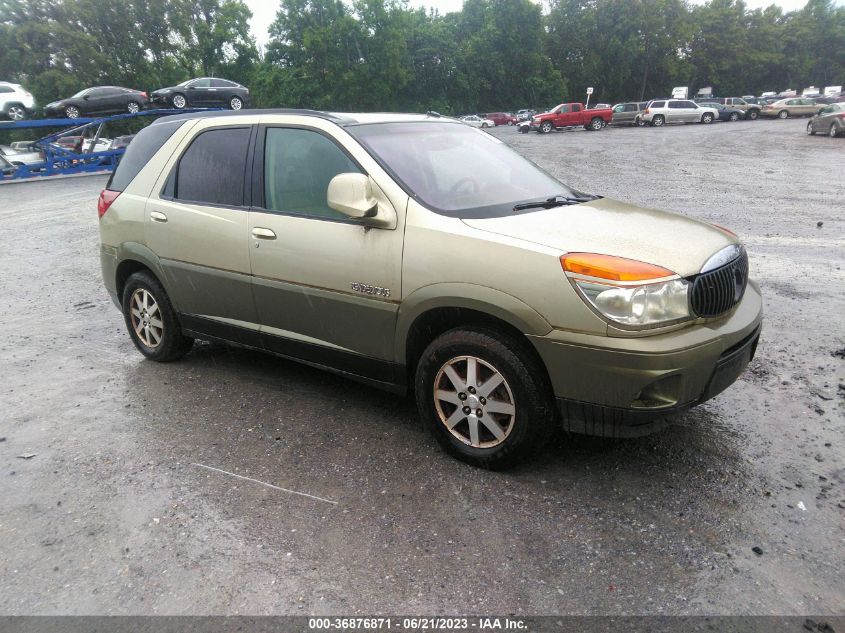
left=327, top=173, right=378, bottom=219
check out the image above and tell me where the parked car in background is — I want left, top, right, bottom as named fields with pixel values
left=696, top=97, right=762, bottom=120
left=806, top=103, right=845, bottom=137
left=459, top=115, right=495, bottom=128
left=44, top=87, right=149, bottom=119
left=109, top=135, right=135, bottom=150
left=760, top=97, right=823, bottom=119
left=0, top=144, right=43, bottom=165
left=516, top=109, right=535, bottom=121
left=0, top=81, right=36, bottom=120
left=486, top=112, right=517, bottom=126
left=527, top=103, right=613, bottom=132
left=642, top=99, right=718, bottom=126
left=811, top=96, right=836, bottom=105
left=0, top=154, right=15, bottom=176
left=590, top=103, right=611, bottom=109
left=709, top=103, right=745, bottom=121
left=150, top=78, right=250, bottom=110
left=611, top=102, right=647, bottom=126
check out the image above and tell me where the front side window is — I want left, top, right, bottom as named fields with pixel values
left=557, top=104, right=571, bottom=113
left=572, top=104, right=581, bottom=112
left=175, top=127, right=250, bottom=207
left=348, top=121, right=578, bottom=219
left=651, top=101, right=665, bottom=108
left=190, top=78, right=211, bottom=88
left=669, top=101, right=684, bottom=109
left=263, top=127, right=361, bottom=220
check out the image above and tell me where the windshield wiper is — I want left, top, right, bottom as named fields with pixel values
left=512, top=193, right=599, bottom=212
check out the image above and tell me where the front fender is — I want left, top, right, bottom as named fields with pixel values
left=394, top=282, right=553, bottom=363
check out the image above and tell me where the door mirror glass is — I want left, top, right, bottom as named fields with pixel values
left=327, top=173, right=377, bottom=219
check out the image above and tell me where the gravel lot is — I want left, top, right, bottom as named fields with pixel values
left=0, top=117, right=843, bottom=616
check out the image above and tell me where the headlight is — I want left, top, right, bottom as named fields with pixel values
left=562, top=253, right=691, bottom=328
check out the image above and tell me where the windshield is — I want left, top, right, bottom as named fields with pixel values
left=71, top=88, right=90, bottom=98
left=176, top=79, right=192, bottom=87
left=347, top=121, right=577, bottom=218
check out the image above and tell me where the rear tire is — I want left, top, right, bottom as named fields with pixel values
left=590, top=117, right=603, bottom=131
left=415, top=327, right=554, bottom=470
left=122, top=271, right=193, bottom=362
left=6, top=104, right=27, bottom=121
left=127, top=101, right=141, bottom=114
left=747, top=109, right=759, bottom=120
left=831, top=123, right=840, bottom=138
left=229, top=96, right=243, bottom=110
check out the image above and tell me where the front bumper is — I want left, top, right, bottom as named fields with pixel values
left=528, top=280, right=763, bottom=437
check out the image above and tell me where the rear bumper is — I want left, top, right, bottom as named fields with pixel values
left=529, top=281, right=763, bottom=437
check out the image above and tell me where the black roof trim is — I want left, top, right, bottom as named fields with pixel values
left=152, top=108, right=355, bottom=126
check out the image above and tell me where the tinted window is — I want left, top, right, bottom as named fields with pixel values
left=175, top=127, right=250, bottom=206
left=0, top=86, right=13, bottom=94
left=263, top=128, right=360, bottom=220
left=108, top=120, right=185, bottom=192
left=572, top=104, right=581, bottom=112
left=651, top=101, right=665, bottom=108
left=668, top=101, right=684, bottom=109
left=211, top=79, right=236, bottom=88
left=623, top=104, right=637, bottom=112
left=612, top=105, right=624, bottom=113
left=190, top=78, right=211, bottom=88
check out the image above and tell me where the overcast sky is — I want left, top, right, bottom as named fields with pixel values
left=244, top=0, right=817, bottom=47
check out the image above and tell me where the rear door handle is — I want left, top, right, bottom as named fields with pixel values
left=150, top=211, right=167, bottom=223
left=251, top=227, right=276, bottom=240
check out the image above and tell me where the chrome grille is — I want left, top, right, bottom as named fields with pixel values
left=690, top=249, right=748, bottom=318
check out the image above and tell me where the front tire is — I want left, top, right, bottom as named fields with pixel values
left=807, top=122, right=815, bottom=135
left=651, top=115, right=664, bottom=127
left=481, top=122, right=489, bottom=128
left=778, top=109, right=789, bottom=119
left=540, top=121, right=553, bottom=134
left=701, top=113, right=714, bottom=124
left=415, top=327, right=554, bottom=470
left=729, top=112, right=739, bottom=121
left=65, top=106, right=80, bottom=119
left=122, top=271, right=193, bottom=362
left=831, top=123, right=840, bottom=138
left=171, top=93, right=187, bottom=109
left=6, top=105, right=27, bottom=121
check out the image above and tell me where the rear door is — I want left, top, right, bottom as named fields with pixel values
left=146, top=118, right=260, bottom=340
left=246, top=119, right=406, bottom=382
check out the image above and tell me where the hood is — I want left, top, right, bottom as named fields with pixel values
left=461, top=197, right=736, bottom=278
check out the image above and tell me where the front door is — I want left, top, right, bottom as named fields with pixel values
left=146, top=122, right=260, bottom=342
left=247, top=124, right=404, bottom=383
left=187, top=78, right=213, bottom=106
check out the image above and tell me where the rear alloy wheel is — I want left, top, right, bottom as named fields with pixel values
left=172, top=94, right=187, bottom=109
left=229, top=96, right=243, bottom=110
left=65, top=106, right=80, bottom=119
left=7, top=105, right=26, bottom=121
left=729, top=112, right=740, bottom=121
left=651, top=115, right=664, bottom=127
left=831, top=123, right=840, bottom=138
left=540, top=121, right=553, bottom=133
left=747, top=109, right=759, bottom=120
left=701, top=113, right=714, bottom=124
left=778, top=110, right=789, bottom=119
left=415, top=327, right=554, bottom=469
left=636, top=117, right=646, bottom=127
left=122, top=271, right=193, bottom=362
left=127, top=101, right=140, bottom=114
left=590, top=117, right=603, bottom=130
left=807, top=122, right=815, bottom=135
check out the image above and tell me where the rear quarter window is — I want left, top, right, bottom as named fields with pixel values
left=108, top=120, right=185, bottom=192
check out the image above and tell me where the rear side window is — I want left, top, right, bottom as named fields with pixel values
left=108, top=120, right=184, bottom=192
left=0, top=86, right=13, bottom=94
left=572, top=104, right=581, bottom=112
left=175, top=127, right=250, bottom=207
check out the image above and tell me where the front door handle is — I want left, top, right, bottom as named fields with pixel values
left=251, top=227, right=277, bottom=240
left=150, top=210, right=167, bottom=223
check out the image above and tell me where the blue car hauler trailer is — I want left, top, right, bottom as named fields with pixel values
left=0, top=108, right=222, bottom=182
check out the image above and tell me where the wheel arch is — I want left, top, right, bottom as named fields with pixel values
left=112, top=243, right=176, bottom=309
left=396, top=285, right=554, bottom=390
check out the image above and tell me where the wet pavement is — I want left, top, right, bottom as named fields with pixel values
left=0, top=117, right=843, bottom=615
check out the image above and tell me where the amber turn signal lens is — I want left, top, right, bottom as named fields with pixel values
left=561, top=253, right=675, bottom=282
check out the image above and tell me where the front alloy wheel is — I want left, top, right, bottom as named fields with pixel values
left=729, top=112, right=739, bottom=121
left=702, top=113, right=714, bottom=124
left=807, top=122, right=815, bottom=135
left=651, top=115, right=664, bottom=127
left=415, top=327, right=554, bottom=469
left=7, top=105, right=26, bottom=121
left=172, top=94, right=187, bottom=109
left=831, top=123, right=839, bottom=138
left=65, top=106, right=80, bottom=119
left=540, top=121, right=553, bottom=133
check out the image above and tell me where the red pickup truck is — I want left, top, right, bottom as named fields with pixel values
left=522, top=103, right=613, bottom=133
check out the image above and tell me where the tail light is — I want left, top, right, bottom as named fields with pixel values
left=644, top=108, right=650, bottom=114
left=98, top=189, right=120, bottom=218
left=140, top=92, right=148, bottom=99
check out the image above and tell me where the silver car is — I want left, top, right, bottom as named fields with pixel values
left=642, top=99, right=718, bottom=126
left=806, top=103, right=845, bottom=137
left=459, top=115, right=495, bottom=129
left=611, top=102, right=647, bottom=126
left=0, top=144, right=43, bottom=166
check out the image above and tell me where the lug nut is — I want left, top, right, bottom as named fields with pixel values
left=458, top=392, right=467, bottom=400
left=476, top=408, right=483, bottom=417
left=468, top=386, right=476, bottom=394
left=462, top=406, right=471, bottom=415
left=479, top=397, right=486, bottom=405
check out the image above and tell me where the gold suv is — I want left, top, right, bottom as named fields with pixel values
left=98, top=110, right=763, bottom=468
